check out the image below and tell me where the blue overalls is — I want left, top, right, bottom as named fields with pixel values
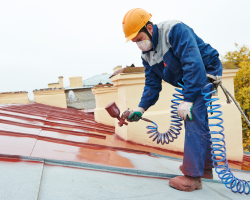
left=138, top=21, right=223, bottom=177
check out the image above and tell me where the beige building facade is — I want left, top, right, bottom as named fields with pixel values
left=0, top=91, right=29, bottom=104
left=93, top=67, right=243, bottom=162
left=65, top=88, right=96, bottom=110
left=69, top=77, right=83, bottom=88
left=48, top=76, right=64, bottom=88
left=65, top=75, right=112, bottom=110
left=92, top=84, right=118, bottom=126
left=33, top=88, right=67, bottom=108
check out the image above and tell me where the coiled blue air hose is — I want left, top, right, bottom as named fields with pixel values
left=202, top=83, right=250, bottom=194
left=142, top=82, right=250, bottom=194
left=141, top=83, right=184, bottom=144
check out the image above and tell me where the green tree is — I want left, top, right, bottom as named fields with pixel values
left=222, top=44, right=250, bottom=151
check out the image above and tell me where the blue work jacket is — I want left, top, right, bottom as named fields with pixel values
left=138, top=20, right=222, bottom=110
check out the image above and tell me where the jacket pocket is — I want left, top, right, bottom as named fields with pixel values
left=163, top=49, right=181, bottom=73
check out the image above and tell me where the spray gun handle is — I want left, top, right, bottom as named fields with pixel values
left=118, top=109, right=130, bottom=127
left=118, top=119, right=128, bottom=127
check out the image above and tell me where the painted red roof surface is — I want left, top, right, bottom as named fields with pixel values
left=0, top=103, right=249, bottom=171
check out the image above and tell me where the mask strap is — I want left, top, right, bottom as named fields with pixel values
left=141, top=25, right=152, bottom=41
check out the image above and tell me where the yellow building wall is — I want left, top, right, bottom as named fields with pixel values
left=48, top=76, right=64, bottom=88
left=48, top=83, right=60, bottom=88
left=0, top=92, right=29, bottom=104
left=92, top=86, right=118, bottom=126
left=69, top=77, right=83, bottom=88
left=59, top=76, right=64, bottom=88
left=113, top=66, right=122, bottom=72
left=33, top=88, right=67, bottom=108
left=109, top=68, right=243, bottom=162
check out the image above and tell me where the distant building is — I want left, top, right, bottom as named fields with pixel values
left=48, top=76, right=64, bottom=88
left=64, top=74, right=112, bottom=109
left=33, top=76, right=67, bottom=108
left=0, top=91, right=29, bottom=104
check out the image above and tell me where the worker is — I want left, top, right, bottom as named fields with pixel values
left=123, top=8, right=223, bottom=192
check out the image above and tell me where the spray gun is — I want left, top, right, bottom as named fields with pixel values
left=105, top=102, right=153, bottom=127
left=105, top=102, right=130, bottom=127
left=105, top=99, right=183, bottom=146
left=105, top=100, right=192, bottom=127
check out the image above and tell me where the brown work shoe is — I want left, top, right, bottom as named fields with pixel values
left=179, top=164, right=213, bottom=179
left=169, top=175, right=202, bottom=192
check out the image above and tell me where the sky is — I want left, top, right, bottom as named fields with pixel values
left=0, top=0, right=250, bottom=100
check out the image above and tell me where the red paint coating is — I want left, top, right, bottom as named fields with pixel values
left=243, top=154, right=250, bottom=162
left=0, top=155, right=43, bottom=164
left=41, top=127, right=105, bottom=139
left=44, top=120, right=114, bottom=135
left=0, top=135, right=37, bottom=156
left=242, top=161, right=250, bottom=171
left=31, top=140, right=134, bottom=168
left=0, top=118, right=43, bottom=129
left=114, top=134, right=184, bottom=158
left=35, top=135, right=151, bottom=155
left=0, top=122, right=42, bottom=136
left=0, top=103, right=248, bottom=172
left=0, top=130, right=38, bottom=139
left=242, top=154, right=250, bottom=171
left=0, top=110, right=46, bottom=120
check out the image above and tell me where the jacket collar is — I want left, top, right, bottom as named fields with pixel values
left=142, top=24, right=158, bottom=54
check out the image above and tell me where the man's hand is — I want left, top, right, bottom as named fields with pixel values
left=127, top=107, right=145, bottom=122
left=177, top=102, right=193, bottom=121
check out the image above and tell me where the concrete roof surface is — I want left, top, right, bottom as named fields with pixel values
left=0, top=103, right=249, bottom=199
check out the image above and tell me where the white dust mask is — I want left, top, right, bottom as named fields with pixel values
left=136, top=35, right=152, bottom=51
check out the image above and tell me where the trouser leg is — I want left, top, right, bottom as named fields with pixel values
left=204, top=112, right=214, bottom=169
left=182, top=84, right=211, bottom=177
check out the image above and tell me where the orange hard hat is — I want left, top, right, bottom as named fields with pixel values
left=122, top=8, right=152, bottom=42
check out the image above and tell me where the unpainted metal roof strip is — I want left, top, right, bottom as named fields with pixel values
left=0, top=153, right=224, bottom=184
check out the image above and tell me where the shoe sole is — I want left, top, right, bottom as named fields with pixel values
left=169, top=180, right=202, bottom=192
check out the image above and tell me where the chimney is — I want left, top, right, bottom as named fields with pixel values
left=69, top=77, right=83, bottom=88
left=58, top=76, right=64, bottom=88
left=113, top=65, right=122, bottom=73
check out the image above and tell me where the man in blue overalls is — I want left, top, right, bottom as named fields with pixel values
left=123, top=8, right=223, bottom=191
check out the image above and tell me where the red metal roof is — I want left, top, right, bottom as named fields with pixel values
left=0, top=103, right=248, bottom=171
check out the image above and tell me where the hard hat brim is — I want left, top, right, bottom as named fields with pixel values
left=126, top=31, right=139, bottom=43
